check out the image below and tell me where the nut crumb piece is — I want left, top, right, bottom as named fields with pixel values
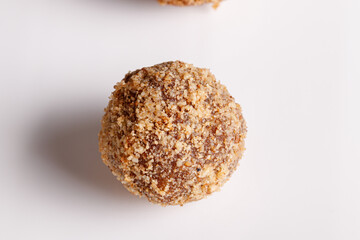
left=99, top=61, right=247, bottom=206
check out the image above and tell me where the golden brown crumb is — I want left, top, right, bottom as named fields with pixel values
left=158, top=0, right=222, bottom=8
left=99, top=61, right=246, bottom=206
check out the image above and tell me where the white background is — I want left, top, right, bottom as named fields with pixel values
left=1, top=0, right=359, bottom=239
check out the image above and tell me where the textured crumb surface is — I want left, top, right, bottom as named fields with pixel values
left=158, top=0, right=222, bottom=8
left=99, top=61, right=246, bottom=206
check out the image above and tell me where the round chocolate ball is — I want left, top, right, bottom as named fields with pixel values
left=99, top=61, right=246, bottom=206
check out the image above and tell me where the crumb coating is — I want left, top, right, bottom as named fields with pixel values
left=158, top=0, right=222, bottom=8
left=99, top=61, right=246, bottom=206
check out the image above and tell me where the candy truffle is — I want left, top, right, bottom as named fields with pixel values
left=158, top=0, right=222, bottom=8
left=99, top=61, right=246, bottom=206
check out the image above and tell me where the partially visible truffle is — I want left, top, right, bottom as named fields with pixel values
left=158, top=0, right=222, bottom=8
left=99, top=61, right=247, bottom=206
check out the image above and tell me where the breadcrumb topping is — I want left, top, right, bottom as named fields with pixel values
left=158, top=0, right=222, bottom=8
left=99, top=61, right=246, bottom=206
